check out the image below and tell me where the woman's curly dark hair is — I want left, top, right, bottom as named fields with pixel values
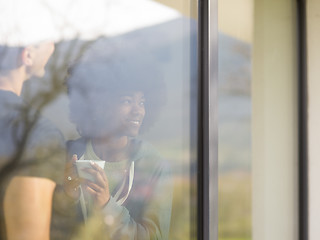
left=66, top=38, right=166, bottom=138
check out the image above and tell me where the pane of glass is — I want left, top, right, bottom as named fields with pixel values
left=0, top=1, right=198, bottom=239
left=218, top=0, right=253, bottom=239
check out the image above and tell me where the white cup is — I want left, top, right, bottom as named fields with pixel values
left=75, top=160, right=106, bottom=182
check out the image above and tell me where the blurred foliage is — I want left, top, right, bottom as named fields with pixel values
left=169, top=170, right=252, bottom=240
left=169, top=175, right=197, bottom=240
left=219, top=171, right=251, bottom=240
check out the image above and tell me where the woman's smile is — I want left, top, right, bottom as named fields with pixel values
left=104, top=91, right=146, bottom=138
left=128, top=119, right=142, bottom=126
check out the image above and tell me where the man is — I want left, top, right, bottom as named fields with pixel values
left=0, top=2, right=65, bottom=240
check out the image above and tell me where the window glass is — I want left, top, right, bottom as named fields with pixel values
left=218, top=0, right=253, bottom=239
left=0, top=1, right=198, bottom=239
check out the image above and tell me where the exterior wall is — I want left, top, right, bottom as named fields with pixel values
left=218, top=0, right=253, bottom=43
left=252, top=0, right=299, bottom=240
left=307, top=1, right=320, bottom=239
left=154, top=0, right=197, bottom=18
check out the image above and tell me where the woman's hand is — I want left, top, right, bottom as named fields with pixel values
left=83, top=161, right=110, bottom=208
left=63, top=154, right=81, bottom=200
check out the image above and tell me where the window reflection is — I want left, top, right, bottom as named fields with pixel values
left=0, top=2, right=66, bottom=239
left=218, top=0, right=253, bottom=239
left=0, top=1, right=198, bottom=240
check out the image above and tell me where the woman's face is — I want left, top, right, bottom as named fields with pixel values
left=103, top=91, right=146, bottom=138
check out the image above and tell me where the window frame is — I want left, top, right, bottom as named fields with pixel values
left=198, top=0, right=218, bottom=239
left=297, top=0, right=308, bottom=239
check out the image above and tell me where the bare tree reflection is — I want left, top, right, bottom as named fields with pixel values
left=0, top=29, right=93, bottom=240
left=0, top=1, right=196, bottom=239
left=0, top=40, right=92, bottom=185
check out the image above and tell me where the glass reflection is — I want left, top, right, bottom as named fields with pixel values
left=0, top=1, right=198, bottom=239
left=218, top=0, right=253, bottom=239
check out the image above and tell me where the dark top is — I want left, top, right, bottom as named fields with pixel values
left=51, top=137, right=173, bottom=240
left=0, top=90, right=65, bottom=240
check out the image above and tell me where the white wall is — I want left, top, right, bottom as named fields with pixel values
left=307, top=1, right=320, bottom=239
left=252, top=0, right=299, bottom=240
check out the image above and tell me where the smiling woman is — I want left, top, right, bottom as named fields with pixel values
left=51, top=37, right=172, bottom=240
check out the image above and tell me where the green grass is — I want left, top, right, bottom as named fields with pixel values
left=168, top=171, right=252, bottom=240
left=218, top=171, right=252, bottom=240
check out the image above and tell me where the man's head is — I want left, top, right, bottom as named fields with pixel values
left=22, top=42, right=55, bottom=78
left=0, top=41, right=55, bottom=85
left=0, top=1, right=57, bottom=77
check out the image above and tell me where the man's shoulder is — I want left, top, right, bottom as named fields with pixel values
left=0, top=90, right=65, bottom=149
left=27, top=115, right=65, bottom=153
left=0, top=93, right=66, bottom=183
